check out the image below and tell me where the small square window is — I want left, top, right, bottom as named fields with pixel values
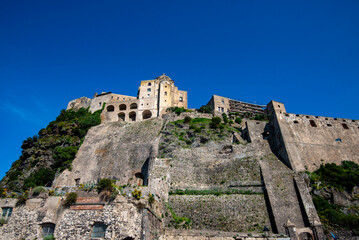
left=99, top=102, right=101, bottom=106
left=164, top=91, right=167, bottom=96
left=179, top=97, right=183, bottom=102
left=147, top=88, right=151, bottom=92
left=42, top=223, right=55, bottom=237
left=91, top=222, right=107, bottom=238
left=2, top=207, right=12, bottom=219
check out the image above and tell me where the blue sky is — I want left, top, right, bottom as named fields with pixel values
left=1, top=0, right=359, bottom=179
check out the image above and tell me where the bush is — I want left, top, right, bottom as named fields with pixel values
left=210, top=117, right=222, bottom=128
left=197, top=105, right=212, bottom=114
left=0, top=218, right=7, bottom=226
left=63, top=192, right=77, bottom=208
left=148, top=193, right=155, bottom=205
left=167, top=107, right=191, bottom=116
left=16, top=195, right=27, bottom=206
left=32, top=186, right=45, bottom=196
left=132, top=189, right=142, bottom=200
left=97, top=178, right=113, bottom=193
left=222, top=113, right=228, bottom=124
left=183, top=116, right=192, bottom=124
left=235, top=117, right=242, bottom=124
left=43, top=234, right=55, bottom=240
left=23, top=168, right=55, bottom=190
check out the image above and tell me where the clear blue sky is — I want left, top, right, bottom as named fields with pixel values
left=1, top=0, right=359, bottom=179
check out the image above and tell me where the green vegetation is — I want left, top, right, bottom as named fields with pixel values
left=23, top=168, right=56, bottom=189
left=97, top=178, right=114, bottom=193
left=32, top=186, right=45, bottom=196
left=197, top=105, right=211, bottom=114
left=63, top=192, right=78, bottom=208
left=222, top=113, right=229, bottom=124
left=2, top=107, right=104, bottom=192
left=183, top=116, right=192, bottom=124
left=309, top=161, right=359, bottom=232
left=313, top=195, right=359, bottom=231
left=16, top=194, right=27, bottom=206
left=210, top=117, right=222, bottom=129
left=43, top=235, right=55, bottom=240
left=235, top=117, right=242, bottom=124
left=167, top=107, right=192, bottom=116
left=132, top=188, right=142, bottom=200
left=165, top=203, right=191, bottom=229
left=309, top=161, right=359, bottom=192
left=169, top=189, right=260, bottom=196
left=148, top=193, right=155, bottom=205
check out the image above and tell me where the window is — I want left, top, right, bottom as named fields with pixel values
left=2, top=207, right=12, bottom=219
left=309, top=120, right=317, bottom=127
left=164, top=91, right=167, bottom=96
left=342, top=123, right=349, bottom=129
left=327, top=124, right=332, bottom=127
left=148, top=82, right=151, bottom=86
left=91, top=222, right=107, bottom=238
left=147, top=88, right=151, bottom=92
left=335, top=138, right=342, bottom=142
left=117, top=97, right=119, bottom=100
left=99, top=102, right=101, bottom=106
left=111, top=96, right=113, bottom=99
left=222, top=100, right=225, bottom=104
left=294, top=121, right=299, bottom=124
left=147, top=94, right=150, bottom=97
left=107, top=105, right=114, bottom=112
left=42, top=223, right=55, bottom=237
left=179, top=97, right=183, bottom=102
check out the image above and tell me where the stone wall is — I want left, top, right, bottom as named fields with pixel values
left=267, top=101, right=359, bottom=172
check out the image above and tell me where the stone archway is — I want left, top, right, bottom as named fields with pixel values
left=106, top=105, right=114, bottom=112
left=130, top=103, right=138, bottom=109
left=129, top=111, right=136, bottom=121
left=118, top=112, right=125, bottom=121
left=119, top=104, right=127, bottom=111
left=298, top=232, right=314, bottom=240
left=142, top=110, right=152, bottom=120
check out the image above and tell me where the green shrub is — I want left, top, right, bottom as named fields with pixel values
left=183, top=116, right=192, bottom=124
left=32, top=186, right=45, bottom=196
left=132, top=188, right=142, bottom=200
left=222, top=113, right=228, bottom=124
left=23, top=168, right=55, bottom=190
left=197, top=105, right=212, bottom=114
left=167, top=107, right=191, bottom=116
left=235, top=117, right=242, bottom=124
left=311, top=161, right=359, bottom=192
left=148, top=193, right=155, bottom=205
left=63, top=192, right=77, bottom=208
left=43, top=234, right=55, bottom=240
left=0, top=218, right=7, bottom=226
left=16, top=195, right=27, bottom=206
left=210, top=117, right=222, bottom=128
left=52, top=146, right=79, bottom=172
left=97, top=178, right=114, bottom=193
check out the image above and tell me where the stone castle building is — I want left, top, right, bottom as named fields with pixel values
left=67, top=74, right=188, bottom=122
left=1, top=74, right=358, bottom=240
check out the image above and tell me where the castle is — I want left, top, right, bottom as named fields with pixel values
left=67, top=74, right=188, bottom=122
left=0, top=74, right=358, bottom=240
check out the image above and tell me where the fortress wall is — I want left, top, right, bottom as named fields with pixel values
left=277, top=112, right=359, bottom=172
left=269, top=101, right=359, bottom=172
left=166, top=194, right=270, bottom=233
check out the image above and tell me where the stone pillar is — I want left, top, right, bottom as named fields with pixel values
left=284, top=219, right=297, bottom=240
left=312, top=220, right=325, bottom=240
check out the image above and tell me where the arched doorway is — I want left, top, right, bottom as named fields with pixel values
left=298, top=232, right=314, bottom=240
left=119, top=104, right=127, bottom=111
left=135, top=172, right=144, bottom=186
left=129, top=111, right=136, bottom=121
left=106, top=105, right=114, bottom=112
left=118, top=113, right=125, bottom=121
left=142, top=110, right=152, bottom=120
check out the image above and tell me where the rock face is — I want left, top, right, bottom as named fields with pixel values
left=54, top=118, right=163, bottom=187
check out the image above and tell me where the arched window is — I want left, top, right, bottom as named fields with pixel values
left=118, top=113, right=125, bottom=121
left=129, top=111, right=136, bottom=121
left=42, top=223, right=55, bottom=237
left=119, top=104, right=126, bottom=111
left=91, top=222, right=107, bottom=238
left=148, top=82, right=151, bottom=86
left=106, top=105, right=114, bottom=112
left=142, top=110, right=152, bottom=120
left=130, top=103, right=137, bottom=109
